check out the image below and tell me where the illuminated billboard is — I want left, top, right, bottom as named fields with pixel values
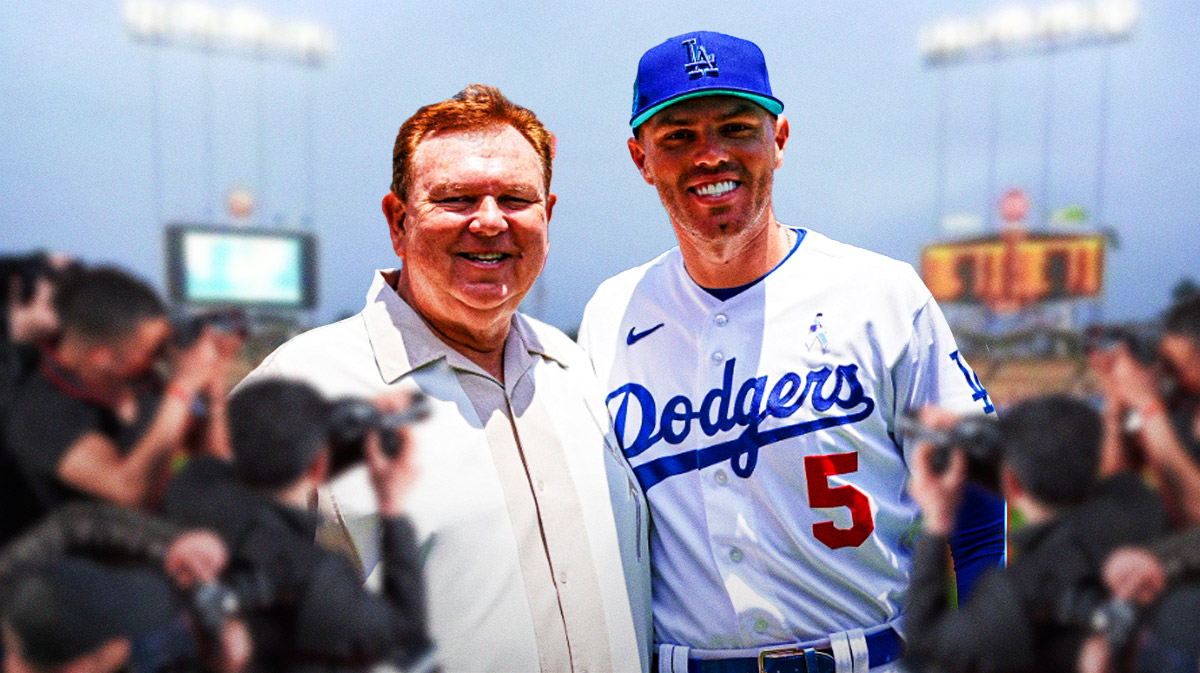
left=165, top=223, right=317, bottom=310
left=920, top=233, right=1105, bottom=308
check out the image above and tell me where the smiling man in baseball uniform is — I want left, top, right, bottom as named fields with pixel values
left=578, top=31, right=1004, bottom=673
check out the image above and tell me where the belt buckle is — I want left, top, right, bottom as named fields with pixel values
left=756, top=645, right=804, bottom=673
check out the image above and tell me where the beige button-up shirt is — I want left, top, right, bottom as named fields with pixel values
left=241, top=270, right=650, bottom=673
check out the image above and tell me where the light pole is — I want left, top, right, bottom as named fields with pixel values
left=122, top=0, right=334, bottom=228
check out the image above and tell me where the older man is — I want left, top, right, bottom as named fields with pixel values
left=578, top=32, right=1003, bottom=673
left=240, top=85, right=649, bottom=673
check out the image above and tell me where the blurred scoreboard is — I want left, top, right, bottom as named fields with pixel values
left=920, top=232, right=1105, bottom=308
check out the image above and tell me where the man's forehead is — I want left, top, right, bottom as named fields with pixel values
left=415, top=124, right=533, bottom=154
left=644, top=96, right=772, bottom=128
left=408, top=127, right=546, bottom=193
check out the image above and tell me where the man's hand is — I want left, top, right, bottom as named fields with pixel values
left=210, top=618, right=253, bottom=673
left=6, top=273, right=59, bottom=344
left=164, top=530, right=228, bottom=589
left=365, top=391, right=422, bottom=518
left=1090, top=343, right=1165, bottom=428
left=1077, top=633, right=1115, bottom=673
left=907, top=407, right=967, bottom=536
left=171, top=327, right=224, bottom=398
left=206, top=328, right=246, bottom=398
left=1102, top=546, right=1166, bottom=606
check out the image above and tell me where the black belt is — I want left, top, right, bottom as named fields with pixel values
left=652, top=627, right=904, bottom=673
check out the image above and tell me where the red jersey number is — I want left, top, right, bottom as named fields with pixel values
left=805, top=452, right=874, bottom=549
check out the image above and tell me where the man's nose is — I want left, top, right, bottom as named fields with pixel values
left=693, top=128, right=731, bottom=168
left=470, top=196, right=508, bottom=236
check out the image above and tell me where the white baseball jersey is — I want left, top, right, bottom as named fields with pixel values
left=578, top=227, right=996, bottom=650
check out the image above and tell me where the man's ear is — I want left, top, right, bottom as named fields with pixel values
left=773, top=114, right=789, bottom=170
left=382, top=192, right=407, bottom=259
left=627, top=136, right=655, bottom=186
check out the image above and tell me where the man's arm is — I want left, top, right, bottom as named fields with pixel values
left=55, top=331, right=228, bottom=509
left=904, top=427, right=1033, bottom=672
left=56, top=400, right=192, bottom=508
left=291, top=399, right=431, bottom=666
left=1101, top=345, right=1200, bottom=524
left=898, top=299, right=1006, bottom=599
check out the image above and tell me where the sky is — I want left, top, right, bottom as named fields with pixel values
left=2, top=1, right=1198, bottom=333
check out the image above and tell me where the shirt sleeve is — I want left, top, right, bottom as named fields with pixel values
left=893, top=297, right=1005, bottom=600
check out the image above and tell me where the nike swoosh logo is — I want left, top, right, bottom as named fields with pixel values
left=626, top=323, right=665, bottom=345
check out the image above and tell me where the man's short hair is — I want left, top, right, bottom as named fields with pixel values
left=1163, top=294, right=1200, bottom=343
left=227, top=378, right=332, bottom=490
left=53, top=266, right=164, bottom=345
left=998, top=395, right=1101, bottom=507
left=3, top=556, right=178, bottom=669
left=389, top=84, right=554, bottom=199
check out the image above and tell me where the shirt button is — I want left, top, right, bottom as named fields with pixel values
left=712, top=351, right=724, bottom=364
left=754, top=618, right=769, bottom=633
left=558, top=572, right=568, bottom=585
left=535, top=479, right=545, bottom=493
left=729, top=547, right=743, bottom=562
left=715, top=470, right=728, bottom=485
left=715, top=314, right=728, bottom=326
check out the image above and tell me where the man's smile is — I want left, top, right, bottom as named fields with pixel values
left=690, top=180, right=739, bottom=198
left=459, top=251, right=512, bottom=265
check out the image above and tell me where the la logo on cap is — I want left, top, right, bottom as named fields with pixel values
left=682, top=37, right=718, bottom=79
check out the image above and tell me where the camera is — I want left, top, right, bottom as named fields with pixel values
left=326, top=392, right=432, bottom=475
left=1056, top=584, right=1140, bottom=655
left=898, top=413, right=1004, bottom=492
left=171, top=308, right=248, bottom=348
left=188, top=570, right=277, bottom=644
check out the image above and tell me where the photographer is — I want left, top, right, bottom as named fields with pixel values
left=1090, top=294, right=1200, bottom=525
left=903, top=395, right=1168, bottom=673
left=0, top=501, right=249, bottom=673
left=2, top=266, right=240, bottom=528
left=161, top=378, right=431, bottom=672
left=0, top=251, right=79, bottom=542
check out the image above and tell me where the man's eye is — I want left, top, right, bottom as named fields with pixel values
left=500, top=196, right=534, bottom=206
left=436, top=196, right=471, bottom=205
left=724, top=123, right=754, bottom=134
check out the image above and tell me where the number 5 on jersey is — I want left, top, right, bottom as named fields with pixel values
left=805, top=452, right=874, bottom=549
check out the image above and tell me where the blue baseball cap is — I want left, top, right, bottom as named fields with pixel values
left=630, top=31, right=784, bottom=129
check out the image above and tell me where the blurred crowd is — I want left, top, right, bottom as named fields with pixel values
left=1, top=248, right=1198, bottom=673
left=0, top=252, right=431, bottom=673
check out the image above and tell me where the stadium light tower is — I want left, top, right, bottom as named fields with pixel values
left=918, top=0, right=1139, bottom=238
left=122, top=0, right=334, bottom=229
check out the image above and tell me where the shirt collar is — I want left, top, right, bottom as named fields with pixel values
left=361, top=269, right=568, bottom=385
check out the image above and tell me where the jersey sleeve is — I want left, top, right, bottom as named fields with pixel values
left=892, top=295, right=1005, bottom=601
left=890, top=297, right=995, bottom=419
